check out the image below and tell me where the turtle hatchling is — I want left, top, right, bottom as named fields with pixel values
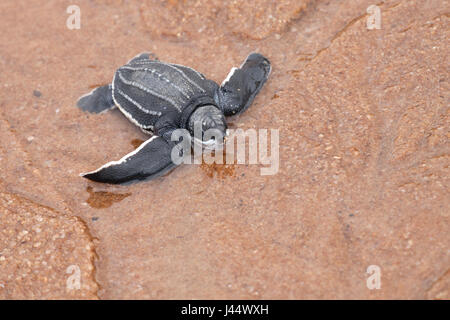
left=77, top=52, right=271, bottom=184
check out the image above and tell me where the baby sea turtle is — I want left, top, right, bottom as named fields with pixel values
left=77, top=52, right=271, bottom=184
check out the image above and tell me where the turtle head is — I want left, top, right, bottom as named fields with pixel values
left=188, top=105, right=227, bottom=150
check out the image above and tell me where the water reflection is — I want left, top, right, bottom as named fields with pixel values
left=86, top=186, right=131, bottom=209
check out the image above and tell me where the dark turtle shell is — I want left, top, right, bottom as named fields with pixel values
left=112, top=58, right=218, bottom=131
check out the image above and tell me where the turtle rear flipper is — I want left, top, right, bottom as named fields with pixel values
left=80, top=136, right=178, bottom=185
left=217, top=53, right=271, bottom=116
left=77, top=84, right=115, bottom=114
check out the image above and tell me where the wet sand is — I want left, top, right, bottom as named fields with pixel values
left=0, top=0, right=448, bottom=299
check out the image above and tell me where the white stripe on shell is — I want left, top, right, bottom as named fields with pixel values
left=131, top=60, right=206, bottom=79
left=168, top=62, right=206, bottom=80
left=120, top=66, right=191, bottom=99
left=112, top=72, right=154, bottom=130
left=131, top=60, right=206, bottom=93
left=80, top=135, right=158, bottom=176
left=116, top=88, right=162, bottom=116
left=221, top=67, right=238, bottom=87
left=117, top=71, right=182, bottom=111
left=126, top=52, right=148, bottom=64
left=115, top=100, right=154, bottom=130
left=164, top=64, right=207, bottom=93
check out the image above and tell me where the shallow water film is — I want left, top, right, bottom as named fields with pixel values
left=0, top=0, right=448, bottom=299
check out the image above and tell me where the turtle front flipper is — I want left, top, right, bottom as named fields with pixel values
left=77, top=84, right=115, bottom=114
left=216, top=53, right=271, bottom=116
left=80, top=136, right=178, bottom=184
